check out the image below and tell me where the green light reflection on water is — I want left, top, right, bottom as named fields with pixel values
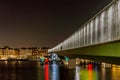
left=79, top=68, right=98, bottom=80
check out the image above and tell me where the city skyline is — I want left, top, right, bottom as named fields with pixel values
left=0, top=0, right=112, bottom=48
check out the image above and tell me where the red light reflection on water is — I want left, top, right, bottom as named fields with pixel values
left=88, top=64, right=93, bottom=80
left=44, top=64, right=49, bottom=80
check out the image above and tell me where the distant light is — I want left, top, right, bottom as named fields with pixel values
left=51, top=53, right=58, bottom=61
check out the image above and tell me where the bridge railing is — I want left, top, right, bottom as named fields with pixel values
left=49, top=0, right=120, bottom=53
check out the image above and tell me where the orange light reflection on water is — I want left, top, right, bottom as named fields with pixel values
left=88, top=64, right=93, bottom=80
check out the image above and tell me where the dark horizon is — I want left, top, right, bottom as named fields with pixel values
left=0, top=0, right=112, bottom=48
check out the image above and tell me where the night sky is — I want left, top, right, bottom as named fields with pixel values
left=0, top=0, right=112, bottom=48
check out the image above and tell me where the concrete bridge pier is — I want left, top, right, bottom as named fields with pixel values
left=62, top=58, right=81, bottom=69
left=62, top=59, right=76, bottom=69
left=68, top=59, right=76, bottom=69
left=101, top=62, right=112, bottom=68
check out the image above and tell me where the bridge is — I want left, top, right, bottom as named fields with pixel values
left=48, top=0, right=120, bottom=65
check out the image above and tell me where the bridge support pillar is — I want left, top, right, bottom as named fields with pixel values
left=101, top=63, right=112, bottom=68
left=68, top=59, right=76, bottom=69
left=62, top=59, right=76, bottom=69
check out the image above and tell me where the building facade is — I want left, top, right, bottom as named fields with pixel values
left=0, top=46, right=48, bottom=60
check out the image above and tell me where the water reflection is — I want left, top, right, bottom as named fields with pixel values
left=44, top=64, right=49, bottom=80
left=76, top=63, right=120, bottom=80
left=75, top=66, right=80, bottom=80
left=51, top=63, right=59, bottom=80
left=1, top=61, right=120, bottom=80
left=101, top=67, right=106, bottom=80
left=43, top=62, right=120, bottom=80
left=112, top=65, right=120, bottom=80
left=78, top=63, right=99, bottom=80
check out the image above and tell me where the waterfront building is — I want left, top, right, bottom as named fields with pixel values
left=0, top=46, right=49, bottom=60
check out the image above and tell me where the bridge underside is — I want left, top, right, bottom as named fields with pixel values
left=55, top=40, right=120, bottom=65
